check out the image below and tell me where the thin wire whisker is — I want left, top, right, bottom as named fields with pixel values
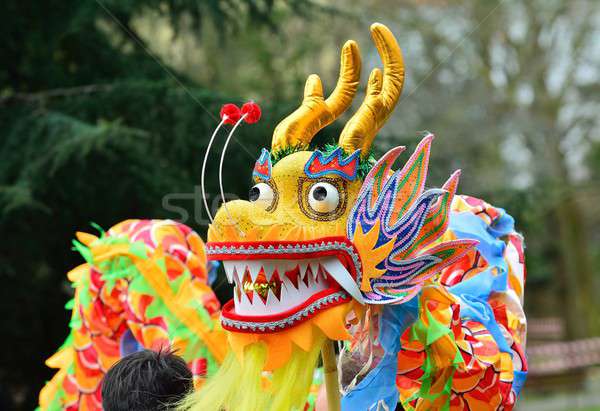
left=219, top=114, right=249, bottom=237
left=201, top=117, right=227, bottom=224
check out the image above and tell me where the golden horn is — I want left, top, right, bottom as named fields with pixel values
left=271, top=40, right=361, bottom=152
left=338, top=23, right=405, bottom=156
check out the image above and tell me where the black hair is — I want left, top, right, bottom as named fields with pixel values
left=102, top=348, right=193, bottom=411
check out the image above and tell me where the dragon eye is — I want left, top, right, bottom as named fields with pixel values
left=249, top=183, right=275, bottom=210
left=308, top=182, right=339, bottom=213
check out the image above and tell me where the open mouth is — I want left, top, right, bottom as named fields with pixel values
left=206, top=236, right=364, bottom=333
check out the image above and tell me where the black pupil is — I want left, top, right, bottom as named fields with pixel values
left=312, top=186, right=327, bottom=201
left=249, top=186, right=260, bottom=201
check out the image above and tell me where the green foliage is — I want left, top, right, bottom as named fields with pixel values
left=271, top=144, right=307, bottom=164
left=0, top=1, right=318, bottom=408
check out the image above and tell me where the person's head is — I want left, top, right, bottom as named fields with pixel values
left=102, top=348, right=193, bottom=411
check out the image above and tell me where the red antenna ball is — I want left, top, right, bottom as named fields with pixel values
left=220, top=104, right=241, bottom=125
left=241, top=101, right=261, bottom=124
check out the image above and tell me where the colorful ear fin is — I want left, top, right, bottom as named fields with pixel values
left=348, top=136, right=476, bottom=304
left=386, top=134, right=433, bottom=228
left=400, top=170, right=460, bottom=258
left=347, top=134, right=432, bottom=240
left=365, top=239, right=477, bottom=304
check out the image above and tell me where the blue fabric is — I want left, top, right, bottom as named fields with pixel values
left=448, top=209, right=516, bottom=353
left=512, top=370, right=527, bottom=396
left=119, top=329, right=143, bottom=357
left=342, top=209, right=524, bottom=409
left=208, top=261, right=220, bottom=286
left=341, top=298, right=418, bottom=410
left=449, top=268, right=511, bottom=353
left=449, top=210, right=512, bottom=276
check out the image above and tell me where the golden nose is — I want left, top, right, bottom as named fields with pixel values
left=208, top=200, right=290, bottom=241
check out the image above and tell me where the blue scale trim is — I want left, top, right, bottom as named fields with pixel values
left=253, top=148, right=272, bottom=180
left=304, top=147, right=361, bottom=181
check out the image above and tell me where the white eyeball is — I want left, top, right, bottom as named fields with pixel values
left=249, top=183, right=275, bottom=210
left=308, top=182, right=340, bottom=213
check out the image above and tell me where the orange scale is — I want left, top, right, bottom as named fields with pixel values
left=141, top=324, right=170, bottom=350
left=452, top=367, right=487, bottom=393
left=186, top=256, right=205, bottom=280
left=152, top=224, right=186, bottom=248
left=63, top=373, right=79, bottom=395
left=448, top=393, right=466, bottom=410
left=87, top=300, right=113, bottom=336
left=164, top=255, right=186, bottom=281
left=463, top=386, right=502, bottom=411
left=93, top=335, right=121, bottom=371
left=73, top=330, right=92, bottom=351
left=396, top=374, right=421, bottom=391
left=76, top=347, right=100, bottom=374
left=127, top=322, right=145, bottom=343
left=470, top=336, right=500, bottom=362
left=397, top=349, right=426, bottom=374
left=73, top=367, right=102, bottom=393
left=78, top=393, right=96, bottom=411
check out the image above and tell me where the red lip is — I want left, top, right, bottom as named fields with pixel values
left=206, top=236, right=362, bottom=333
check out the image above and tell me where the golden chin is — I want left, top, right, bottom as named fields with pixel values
left=227, top=301, right=362, bottom=371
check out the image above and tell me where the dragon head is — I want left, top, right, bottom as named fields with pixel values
left=205, top=24, right=475, bottom=372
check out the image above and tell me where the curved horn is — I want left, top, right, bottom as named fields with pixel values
left=338, top=23, right=405, bottom=156
left=271, top=40, right=361, bottom=152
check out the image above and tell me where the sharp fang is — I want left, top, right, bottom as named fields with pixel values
left=263, top=261, right=276, bottom=280
left=233, top=262, right=246, bottom=283
left=305, top=270, right=315, bottom=287
left=309, top=261, right=320, bottom=278
left=266, top=288, right=278, bottom=305
left=298, top=261, right=309, bottom=280
left=247, top=260, right=262, bottom=283
left=238, top=286, right=252, bottom=311
left=311, top=264, right=319, bottom=281
left=223, top=261, right=235, bottom=283
left=283, top=260, right=296, bottom=273
left=233, top=287, right=242, bottom=305
left=320, top=257, right=365, bottom=304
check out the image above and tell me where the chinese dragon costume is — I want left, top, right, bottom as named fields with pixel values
left=40, top=23, right=527, bottom=411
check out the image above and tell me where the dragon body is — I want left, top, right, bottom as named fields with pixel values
left=39, top=220, right=226, bottom=410
left=40, top=23, right=527, bottom=411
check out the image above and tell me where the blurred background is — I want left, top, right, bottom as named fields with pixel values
left=1, top=0, right=599, bottom=409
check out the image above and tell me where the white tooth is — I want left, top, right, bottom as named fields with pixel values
left=233, top=262, right=247, bottom=282
left=263, top=261, right=276, bottom=280
left=298, top=261, right=309, bottom=280
left=281, top=278, right=302, bottom=307
left=318, top=265, right=327, bottom=282
left=282, top=260, right=296, bottom=274
left=305, top=270, right=315, bottom=288
left=233, top=286, right=240, bottom=305
left=281, top=273, right=293, bottom=290
left=320, top=257, right=365, bottom=304
left=297, top=274, right=307, bottom=292
left=309, top=261, right=320, bottom=278
left=266, top=288, right=279, bottom=306
left=280, top=280, right=291, bottom=302
left=311, top=264, right=320, bottom=281
left=238, top=288, right=253, bottom=313
left=223, top=261, right=235, bottom=283
left=247, top=260, right=262, bottom=283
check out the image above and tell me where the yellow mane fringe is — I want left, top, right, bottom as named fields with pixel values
left=178, top=331, right=326, bottom=411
